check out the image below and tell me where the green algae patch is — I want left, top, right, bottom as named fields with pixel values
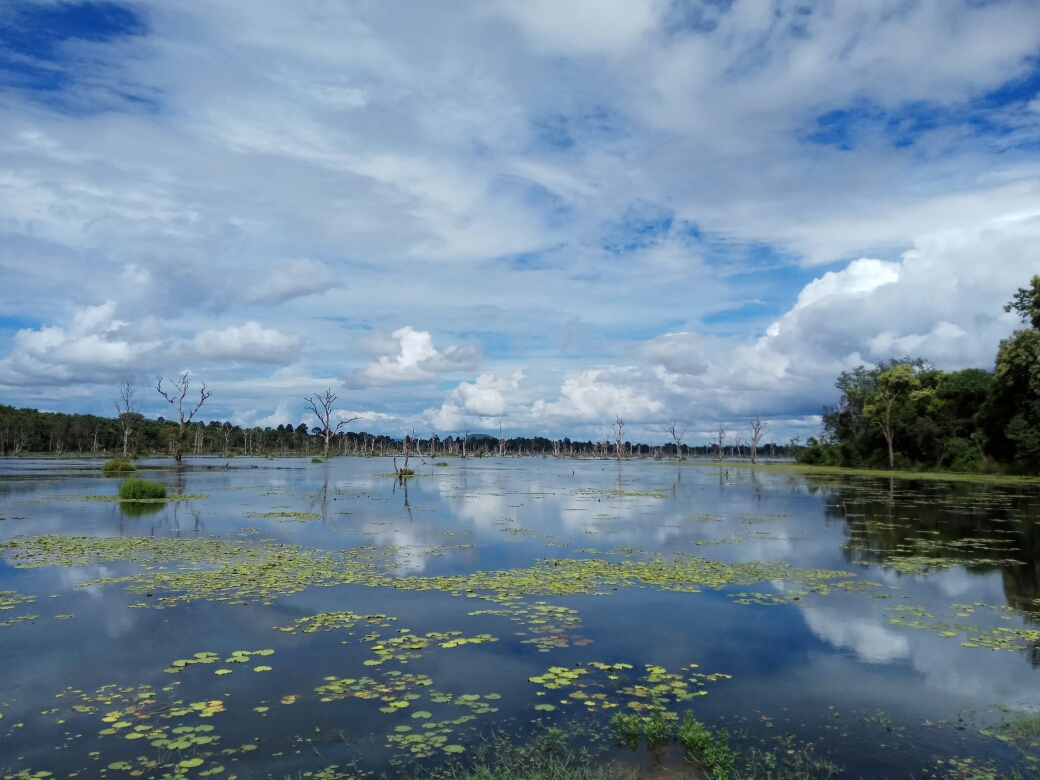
left=469, top=602, right=587, bottom=651
left=0, top=613, right=37, bottom=627
left=39, top=493, right=208, bottom=504
left=1, top=535, right=879, bottom=612
left=528, top=662, right=729, bottom=715
left=277, top=611, right=396, bottom=634
left=0, top=535, right=388, bottom=606
left=361, top=631, right=498, bottom=666
left=392, top=554, right=873, bottom=599
left=246, top=511, right=321, bottom=521
left=315, top=672, right=433, bottom=703
left=385, top=714, right=475, bottom=757
left=875, top=602, right=1040, bottom=653
left=0, top=590, right=36, bottom=610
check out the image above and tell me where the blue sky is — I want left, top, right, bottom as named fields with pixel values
left=1, top=0, right=1039, bottom=443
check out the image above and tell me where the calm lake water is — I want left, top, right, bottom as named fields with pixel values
left=2, top=457, right=1040, bottom=780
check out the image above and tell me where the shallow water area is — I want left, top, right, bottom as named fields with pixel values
left=2, top=456, right=1040, bottom=780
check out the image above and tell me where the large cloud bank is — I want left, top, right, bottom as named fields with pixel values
left=0, top=0, right=1038, bottom=439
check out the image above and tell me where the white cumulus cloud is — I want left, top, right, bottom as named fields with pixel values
left=0, top=303, right=302, bottom=389
left=348, top=326, right=482, bottom=387
left=185, top=322, right=301, bottom=364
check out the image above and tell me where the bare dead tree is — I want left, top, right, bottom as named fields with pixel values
left=552, top=439, right=561, bottom=458
left=156, top=373, right=212, bottom=462
left=748, top=415, right=769, bottom=465
left=498, top=420, right=505, bottom=457
left=114, top=376, right=141, bottom=458
left=222, top=422, right=234, bottom=457
left=305, top=389, right=359, bottom=459
left=713, top=426, right=726, bottom=461
left=394, top=429, right=428, bottom=480
left=611, top=416, right=625, bottom=461
left=667, top=422, right=687, bottom=461
left=53, top=420, right=66, bottom=457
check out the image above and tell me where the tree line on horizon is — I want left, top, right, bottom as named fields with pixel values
left=798, top=275, right=1040, bottom=475
left=0, top=404, right=793, bottom=461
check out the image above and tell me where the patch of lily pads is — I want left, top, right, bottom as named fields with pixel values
left=163, top=649, right=273, bottom=675
left=0, top=536, right=882, bottom=612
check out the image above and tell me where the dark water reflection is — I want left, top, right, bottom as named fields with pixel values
left=1, top=458, right=1039, bottom=779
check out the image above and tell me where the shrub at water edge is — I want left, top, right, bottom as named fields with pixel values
left=101, top=458, right=136, bottom=475
left=118, top=478, right=167, bottom=500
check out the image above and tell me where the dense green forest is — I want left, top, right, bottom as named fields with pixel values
left=798, top=276, right=1040, bottom=474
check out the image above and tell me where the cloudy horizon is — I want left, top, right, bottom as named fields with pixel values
left=1, top=0, right=1039, bottom=445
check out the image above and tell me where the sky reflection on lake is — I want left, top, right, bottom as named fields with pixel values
left=1, top=457, right=1039, bottom=779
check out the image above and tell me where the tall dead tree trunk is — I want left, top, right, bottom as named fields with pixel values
left=114, top=376, right=141, bottom=458
left=748, top=416, right=769, bottom=465
left=713, top=426, right=726, bottom=461
left=611, top=416, right=624, bottom=461
left=668, top=422, right=687, bottom=461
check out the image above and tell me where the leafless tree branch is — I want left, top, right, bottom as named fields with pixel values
left=749, top=415, right=769, bottom=465
left=156, top=373, right=212, bottom=461
left=305, top=388, right=360, bottom=459
left=611, top=416, right=625, bottom=461
left=667, top=422, right=687, bottom=461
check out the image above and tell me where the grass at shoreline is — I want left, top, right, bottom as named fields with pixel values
left=647, top=458, right=1040, bottom=486
left=760, top=462, right=1040, bottom=486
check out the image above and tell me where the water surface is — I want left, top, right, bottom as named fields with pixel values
left=2, top=457, right=1039, bottom=779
